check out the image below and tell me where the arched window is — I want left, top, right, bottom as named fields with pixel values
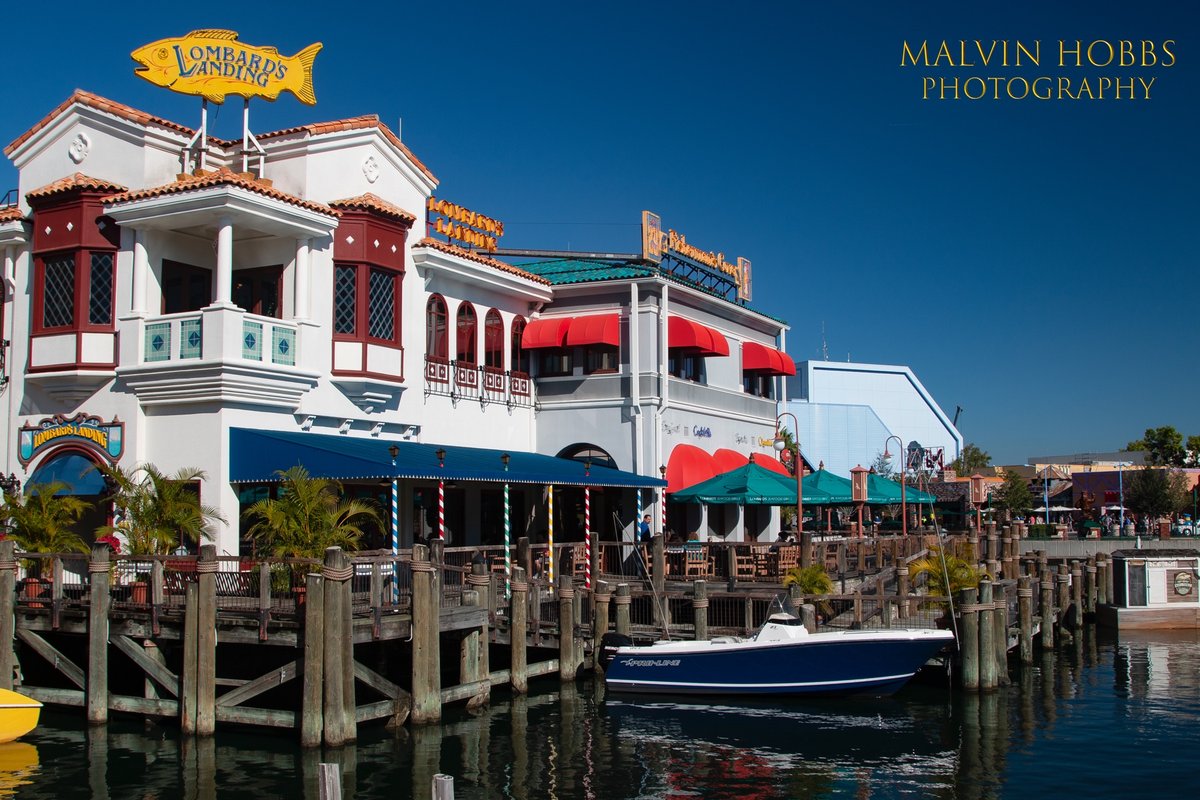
left=425, top=295, right=448, bottom=359
left=456, top=302, right=477, bottom=365
left=510, top=316, right=530, bottom=375
left=484, top=309, right=504, bottom=370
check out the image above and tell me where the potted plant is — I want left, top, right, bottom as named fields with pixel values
left=95, top=463, right=225, bottom=603
left=242, top=466, right=381, bottom=608
left=782, top=564, right=835, bottom=622
left=1, top=481, right=91, bottom=605
left=907, top=543, right=988, bottom=626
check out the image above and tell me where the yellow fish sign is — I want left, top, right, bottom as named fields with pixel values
left=131, top=29, right=321, bottom=105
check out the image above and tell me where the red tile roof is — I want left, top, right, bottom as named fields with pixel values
left=104, top=168, right=337, bottom=217
left=0, top=207, right=27, bottom=223
left=328, top=193, right=417, bottom=225
left=26, top=173, right=128, bottom=202
left=258, top=116, right=436, bottom=184
left=3, top=89, right=227, bottom=157
left=415, top=237, right=550, bottom=285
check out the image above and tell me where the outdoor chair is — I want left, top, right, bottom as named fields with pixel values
left=684, top=544, right=710, bottom=577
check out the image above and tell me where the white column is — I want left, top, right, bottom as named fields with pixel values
left=214, top=216, right=233, bottom=306
left=131, top=229, right=148, bottom=316
left=294, top=237, right=311, bottom=320
left=630, top=282, right=641, bottom=475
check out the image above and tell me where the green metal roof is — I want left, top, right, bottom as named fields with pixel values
left=515, top=259, right=656, bottom=284
left=512, top=258, right=787, bottom=324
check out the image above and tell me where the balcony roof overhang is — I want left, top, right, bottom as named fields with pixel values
left=104, top=184, right=339, bottom=240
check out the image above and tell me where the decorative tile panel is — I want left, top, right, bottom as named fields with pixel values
left=180, top=318, right=203, bottom=359
left=145, top=323, right=172, bottom=362
left=272, top=326, right=295, bottom=366
left=242, top=321, right=263, bottom=361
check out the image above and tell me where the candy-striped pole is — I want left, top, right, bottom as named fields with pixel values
left=391, top=476, right=399, bottom=603
left=438, top=479, right=445, bottom=540
left=584, top=486, right=591, bottom=590
left=636, top=489, right=643, bottom=537
left=504, top=480, right=511, bottom=599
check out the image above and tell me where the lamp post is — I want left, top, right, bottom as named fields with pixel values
left=850, top=464, right=868, bottom=537
left=883, top=435, right=907, bottom=537
left=1116, top=461, right=1130, bottom=533
left=970, top=473, right=986, bottom=534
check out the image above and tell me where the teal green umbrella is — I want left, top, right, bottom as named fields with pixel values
left=801, top=468, right=856, bottom=503
left=864, top=472, right=937, bottom=504
left=672, top=462, right=834, bottom=505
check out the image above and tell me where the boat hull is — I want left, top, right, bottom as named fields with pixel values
left=604, top=628, right=953, bottom=696
left=0, top=689, right=42, bottom=744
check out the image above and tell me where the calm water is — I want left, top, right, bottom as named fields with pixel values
left=5, top=628, right=1199, bottom=799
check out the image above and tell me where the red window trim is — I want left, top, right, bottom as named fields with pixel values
left=31, top=247, right=117, bottom=336
left=426, top=294, right=449, bottom=359
left=330, top=261, right=403, bottom=349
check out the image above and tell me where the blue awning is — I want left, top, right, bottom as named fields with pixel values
left=27, top=453, right=107, bottom=496
left=229, top=428, right=666, bottom=489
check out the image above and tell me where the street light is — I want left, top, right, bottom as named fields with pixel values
left=1116, top=461, right=1130, bottom=533
left=883, top=435, right=907, bottom=537
left=774, top=412, right=802, bottom=544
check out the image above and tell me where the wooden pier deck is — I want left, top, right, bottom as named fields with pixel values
left=0, top=523, right=1129, bottom=744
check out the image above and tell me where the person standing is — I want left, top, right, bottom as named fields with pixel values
left=638, top=514, right=653, bottom=542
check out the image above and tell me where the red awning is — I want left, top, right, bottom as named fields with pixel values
left=666, top=444, right=718, bottom=494
left=668, top=317, right=729, bottom=357
left=751, top=452, right=792, bottom=476
left=712, top=448, right=750, bottom=474
left=742, top=342, right=796, bottom=376
left=565, top=314, right=620, bottom=347
left=520, top=317, right=571, bottom=349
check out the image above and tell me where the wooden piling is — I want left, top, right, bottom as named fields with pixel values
left=693, top=580, right=709, bottom=641
left=181, top=581, right=199, bottom=734
left=1096, top=553, right=1109, bottom=606
left=1056, top=564, right=1071, bottom=631
left=509, top=566, right=529, bottom=694
left=410, top=544, right=441, bottom=724
left=1085, top=557, right=1097, bottom=614
left=992, top=583, right=1009, bottom=685
left=1040, top=567, right=1055, bottom=650
left=1018, top=576, right=1033, bottom=665
left=896, top=565, right=909, bottom=619
left=614, top=583, right=631, bottom=636
left=593, top=587, right=611, bottom=649
left=300, top=571, right=325, bottom=748
left=195, top=545, right=218, bottom=736
left=558, top=575, right=577, bottom=681
left=978, top=580, right=997, bottom=690
left=959, top=587, right=979, bottom=691
left=1070, top=561, right=1083, bottom=629
left=86, top=542, right=111, bottom=725
left=0, top=541, right=15, bottom=691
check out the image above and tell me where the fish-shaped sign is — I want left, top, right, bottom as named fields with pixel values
left=131, top=30, right=321, bottom=105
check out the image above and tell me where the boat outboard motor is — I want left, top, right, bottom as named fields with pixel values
left=598, top=632, right=633, bottom=671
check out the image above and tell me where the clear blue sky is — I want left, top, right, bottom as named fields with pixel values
left=2, top=1, right=1195, bottom=464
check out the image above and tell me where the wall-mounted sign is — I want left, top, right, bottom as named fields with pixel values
left=640, top=210, right=752, bottom=300
left=641, top=210, right=663, bottom=264
left=18, top=413, right=125, bottom=465
left=131, top=30, right=322, bottom=105
left=427, top=197, right=505, bottom=252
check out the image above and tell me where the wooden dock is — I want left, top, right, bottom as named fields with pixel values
left=0, top=523, right=1139, bottom=743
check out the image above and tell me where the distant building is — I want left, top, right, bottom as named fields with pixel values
left=783, top=361, right=963, bottom=480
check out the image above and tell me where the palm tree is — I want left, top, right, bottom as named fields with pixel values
left=907, top=544, right=987, bottom=597
left=242, top=465, right=381, bottom=560
left=782, top=564, right=835, bottom=619
left=96, top=464, right=225, bottom=555
left=2, top=482, right=91, bottom=575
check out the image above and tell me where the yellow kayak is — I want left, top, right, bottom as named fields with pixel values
left=0, top=689, right=41, bottom=744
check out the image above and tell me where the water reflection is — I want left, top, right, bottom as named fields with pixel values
left=0, top=742, right=38, bottom=797
left=14, top=630, right=1200, bottom=799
